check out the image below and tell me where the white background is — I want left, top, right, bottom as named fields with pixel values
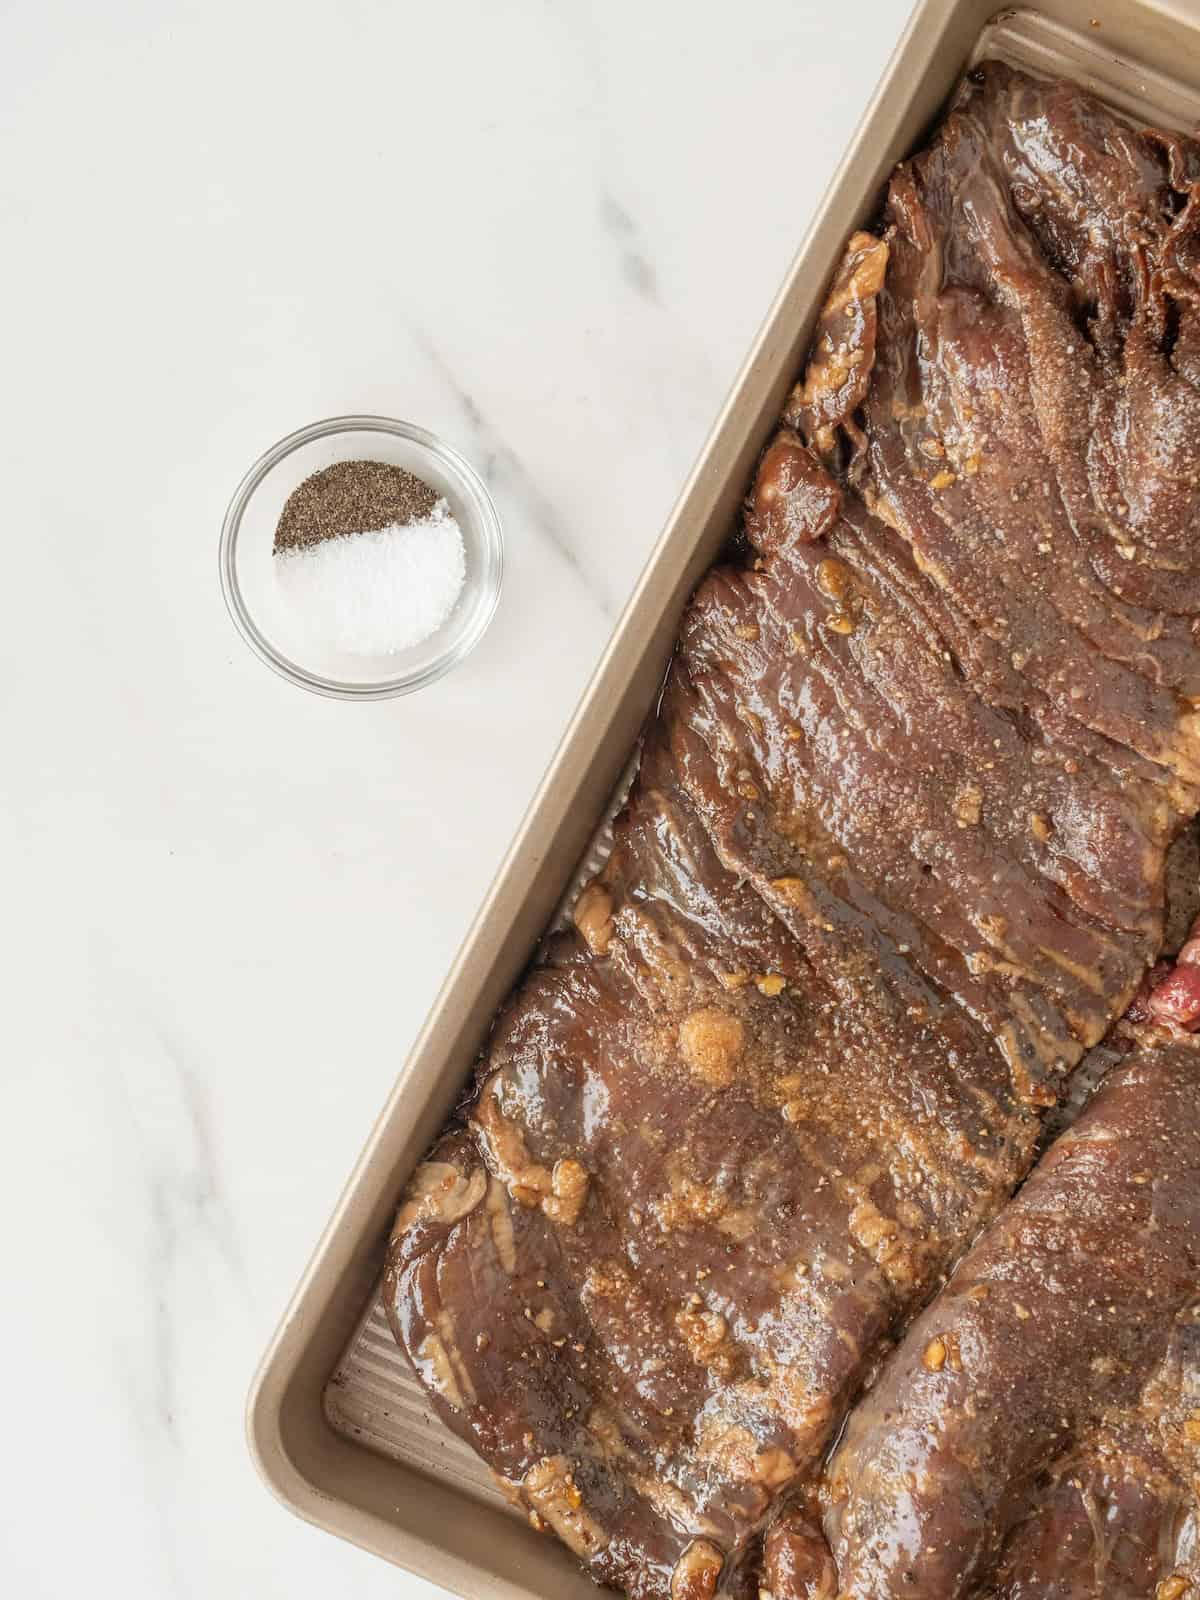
left=1, top=2, right=902, bottom=1594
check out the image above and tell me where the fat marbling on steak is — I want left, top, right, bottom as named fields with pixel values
left=384, top=62, right=1200, bottom=1600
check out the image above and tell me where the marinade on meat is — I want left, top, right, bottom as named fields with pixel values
left=385, top=62, right=1200, bottom=1600
left=821, top=1040, right=1200, bottom=1599
left=387, top=719, right=1037, bottom=1600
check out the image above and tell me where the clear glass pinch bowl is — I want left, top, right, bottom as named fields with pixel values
left=219, top=415, right=503, bottom=699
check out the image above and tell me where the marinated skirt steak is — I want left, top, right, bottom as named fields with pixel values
left=822, top=1041, right=1200, bottom=1599
left=385, top=63, right=1200, bottom=1600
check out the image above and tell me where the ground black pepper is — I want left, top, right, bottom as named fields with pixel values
left=274, top=459, right=440, bottom=553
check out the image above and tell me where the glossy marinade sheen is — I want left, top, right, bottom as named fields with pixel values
left=385, top=63, right=1200, bottom=1600
left=387, top=719, right=1038, bottom=1600
left=822, top=1041, right=1200, bottom=1599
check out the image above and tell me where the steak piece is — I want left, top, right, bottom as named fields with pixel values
left=386, top=716, right=1036, bottom=1600
left=820, top=1041, right=1200, bottom=1599
left=385, top=62, right=1200, bottom=1600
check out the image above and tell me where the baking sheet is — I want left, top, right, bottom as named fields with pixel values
left=976, top=7, right=1200, bottom=124
left=249, top=8, right=1200, bottom=1597
left=321, top=0, right=1200, bottom=1507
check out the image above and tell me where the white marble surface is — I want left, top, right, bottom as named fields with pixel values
left=2, top=2, right=904, bottom=1594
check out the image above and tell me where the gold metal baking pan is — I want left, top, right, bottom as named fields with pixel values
left=248, top=6, right=1200, bottom=1595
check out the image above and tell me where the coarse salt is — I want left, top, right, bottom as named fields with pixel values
left=275, top=499, right=466, bottom=655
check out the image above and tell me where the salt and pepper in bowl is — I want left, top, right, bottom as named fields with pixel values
left=220, top=416, right=502, bottom=699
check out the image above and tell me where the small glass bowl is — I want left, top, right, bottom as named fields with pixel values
left=220, top=415, right=503, bottom=699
